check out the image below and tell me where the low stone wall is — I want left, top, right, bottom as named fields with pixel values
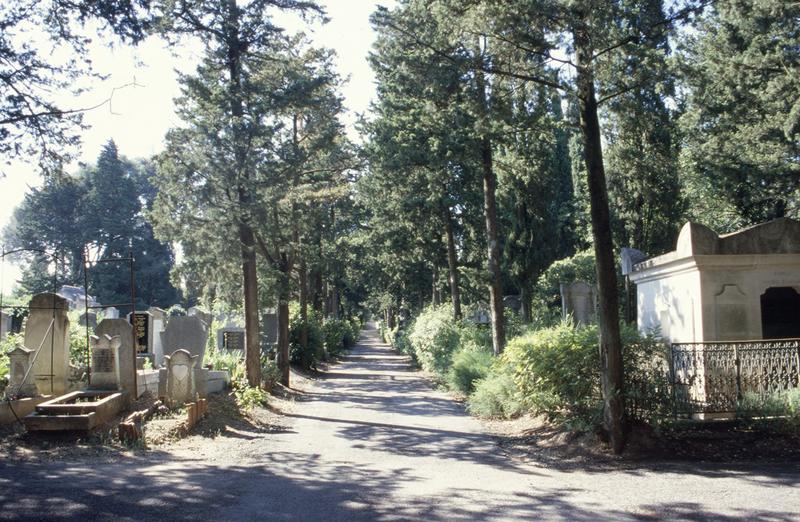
left=0, top=396, right=52, bottom=425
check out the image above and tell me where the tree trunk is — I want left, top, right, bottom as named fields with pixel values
left=475, top=43, right=505, bottom=355
left=520, top=285, right=531, bottom=324
left=331, top=285, right=340, bottom=319
left=277, top=286, right=290, bottom=387
left=432, top=265, right=441, bottom=306
left=574, top=18, right=625, bottom=454
left=225, top=0, right=260, bottom=388
left=240, top=225, right=261, bottom=387
left=299, top=256, right=309, bottom=353
left=311, top=267, right=323, bottom=313
left=443, top=207, right=462, bottom=320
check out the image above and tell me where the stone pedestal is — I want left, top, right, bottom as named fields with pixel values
left=6, top=343, right=38, bottom=397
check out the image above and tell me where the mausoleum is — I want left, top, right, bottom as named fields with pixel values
left=630, top=218, right=800, bottom=415
left=630, top=218, right=800, bottom=343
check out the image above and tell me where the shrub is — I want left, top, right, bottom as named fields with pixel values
left=288, top=305, right=324, bottom=369
left=446, top=347, right=493, bottom=395
left=261, top=357, right=282, bottom=392
left=234, top=383, right=267, bottom=411
left=407, top=305, right=460, bottom=375
left=502, top=322, right=602, bottom=421
left=533, top=250, right=597, bottom=309
left=206, top=346, right=245, bottom=383
left=322, top=318, right=353, bottom=357
left=467, top=366, right=525, bottom=419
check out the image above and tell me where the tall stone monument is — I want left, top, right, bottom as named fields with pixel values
left=148, top=307, right=168, bottom=367
left=25, top=293, right=70, bottom=395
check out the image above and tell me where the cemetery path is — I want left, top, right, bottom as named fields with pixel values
left=2, top=323, right=799, bottom=521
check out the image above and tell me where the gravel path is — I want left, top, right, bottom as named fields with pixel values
left=1, top=323, right=798, bottom=521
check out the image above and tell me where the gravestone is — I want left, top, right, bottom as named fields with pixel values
left=468, top=309, right=491, bottom=325
left=89, top=334, right=121, bottom=390
left=79, top=311, right=98, bottom=329
left=95, top=319, right=136, bottom=400
left=161, top=316, right=208, bottom=364
left=188, top=306, right=213, bottom=328
left=103, top=307, right=120, bottom=319
left=6, top=343, right=37, bottom=397
left=262, top=311, right=278, bottom=347
left=221, top=328, right=245, bottom=351
left=128, top=311, right=153, bottom=354
left=148, top=307, right=168, bottom=367
left=25, top=293, right=70, bottom=395
left=560, top=281, right=597, bottom=326
left=503, top=295, right=522, bottom=313
left=164, top=349, right=198, bottom=407
left=0, top=312, right=11, bottom=340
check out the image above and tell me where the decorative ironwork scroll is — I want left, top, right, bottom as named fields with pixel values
left=671, top=339, right=800, bottom=413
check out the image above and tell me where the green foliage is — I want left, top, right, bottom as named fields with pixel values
left=0, top=334, right=21, bottom=395
left=738, top=389, right=800, bottom=427
left=322, top=318, right=356, bottom=357
left=501, top=322, right=602, bottom=421
left=234, top=383, right=268, bottom=411
left=407, top=305, right=461, bottom=375
left=206, top=346, right=245, bottom=384
left=288, top=305, right=324, bottom=369
left=467, top=367, right=525, bottom=419
left=679, top=0, right=800, bottom=225
left=261, top=358, right=282, bottom=392
left=446, top=347, right=493, bottom=395
left=533, top=251, right=596, bottom=310
left=68, top=318, right=89, bottom=381
left=497, top=321, right=668, bottom=426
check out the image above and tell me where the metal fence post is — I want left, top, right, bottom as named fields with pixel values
left=734, top=343, right=742, bottom=403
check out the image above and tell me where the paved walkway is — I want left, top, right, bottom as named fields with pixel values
left=1, top=323, right=799, bottom=520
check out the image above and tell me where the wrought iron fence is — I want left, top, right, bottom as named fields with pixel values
left=671, top=339, right=800, bottom=414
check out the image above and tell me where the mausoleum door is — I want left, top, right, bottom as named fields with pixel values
left=760, top=287, right=800, bottom=339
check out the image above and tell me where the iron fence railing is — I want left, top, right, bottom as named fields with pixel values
left=670, top=339, right=800, bottom=414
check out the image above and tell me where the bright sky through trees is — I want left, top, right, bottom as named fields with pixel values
left=0, top=1, right=394, bottom=294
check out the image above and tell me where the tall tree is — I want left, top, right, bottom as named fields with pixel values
left=152, top=0, right=323, bottom=387
left=376, top=0, right=708, bottom=453
left=4, top=140, right=179, bottom=307
left=679, top=0, right=800, bottom=226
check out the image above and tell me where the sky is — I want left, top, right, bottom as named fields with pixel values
left=0, top=0, right=395, bottom=295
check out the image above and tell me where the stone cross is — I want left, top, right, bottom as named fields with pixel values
left=90, top=334, right=122, bottom=390
left=164, top=349, right=198, bottom=407
left=6, top=342, right=37, bottom=397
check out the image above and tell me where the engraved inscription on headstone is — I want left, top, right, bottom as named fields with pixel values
left=90, top=334, right=121, bottom=390
left=223, top=330, right=245, bottom=351
left=129, top=312, right=150, bottom=353
left=92, top=348, right=114, bottom=374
